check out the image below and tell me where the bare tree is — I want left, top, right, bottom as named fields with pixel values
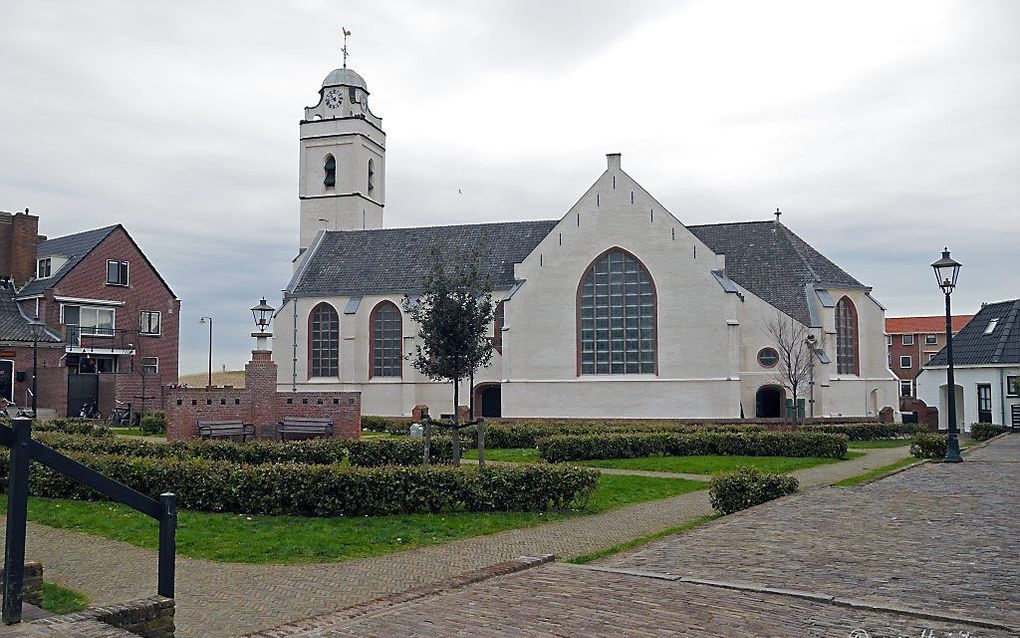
left=765, top=311, right=814, bottom=425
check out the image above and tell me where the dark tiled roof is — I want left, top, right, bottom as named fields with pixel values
left=0, top=281, right=60, bottom=343
left=688, top=221, right=865, bottom=324
left=927, top=299, right=1020, bottom=366
left=290, top=220, right=560, bottom=297
left=18, top=225, right=120, bottom=297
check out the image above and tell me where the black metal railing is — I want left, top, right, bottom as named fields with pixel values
left=0, top=418, right=175, bottom=624
left=64, top=325, right=139, bottom=351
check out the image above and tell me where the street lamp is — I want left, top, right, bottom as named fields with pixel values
left=931, top=247, right=963, bottom=463
left=199, top=316, right=213, bottom=388
left=250, top=298, right=275, bottom=351
left=27, top=319, right=45, bottom=417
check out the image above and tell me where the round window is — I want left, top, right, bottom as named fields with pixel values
left=757, top=347, right=779, bottom=368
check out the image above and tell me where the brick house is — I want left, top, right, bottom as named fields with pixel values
left=885, top=314, right=972, bottom=398
left=0, top=211, right=180, bottom=417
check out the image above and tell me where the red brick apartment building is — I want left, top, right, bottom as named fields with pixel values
left=0, top=210, right=180, bottom=417
left=886, top=314, right=972, bottom=398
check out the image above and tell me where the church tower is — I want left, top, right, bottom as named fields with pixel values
left=298, top=64, right=385, bottom=249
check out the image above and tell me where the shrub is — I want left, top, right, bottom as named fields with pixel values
left=910, top=433, right=947, bottom=459
left=346, top=438, right=455, bottom=466
left=537, top=431, right=848, bottom=462
left=361, top=416, right=411, bottom=435
left=802, top=422, right=920, bottom=441
left=0, top=451, right=599, bottom=517
left=33, top=418, right=112, bottom=439
left=139, top=412, right=167, bottom=435
left=452, top=421, right=763, bottom=449
left=709, top=468, right=799, bottom=514
left=970, top=423, right=1007, bottom=442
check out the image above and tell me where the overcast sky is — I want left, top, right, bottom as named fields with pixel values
left=1, top=0, right=1017, bottom=374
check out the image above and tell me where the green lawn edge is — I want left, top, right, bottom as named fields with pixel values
left=566, top=514, right=720, bottom=565
left=41, top=581, right=90, bottom=614
left=833, top=456, right=917, bottom=487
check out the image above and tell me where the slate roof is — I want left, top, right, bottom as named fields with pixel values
left=926, top=299, right=1020, bottom=367
left=0, top=281, right=60, bottom=343
left=886, top=315, right=973, bottom=335
left=289, top=220, right=560, bottom=297
left=17, top=225, right=119, bottom=297
left=687, top=220, right=866, bottom=325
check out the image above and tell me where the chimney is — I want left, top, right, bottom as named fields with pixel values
left=0, top=212, right=13, bottom=279
left=606, top=153, right=621, bottom=170
left=11, top=210, right=40, bottom=289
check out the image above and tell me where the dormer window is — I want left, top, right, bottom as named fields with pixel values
left=367, top=159, right=375, bottom=193
left=324, top=155, right=336, bottom=188
left=37, top=258, right=51, bottom=278
left=984, top=318, right=999, bottom=335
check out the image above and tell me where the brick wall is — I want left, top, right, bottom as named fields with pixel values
left=32, top=596, right=175, bottom=638
left=10, top=212, right=39, bottom=288
left=22, top=561, right=42, bottom=606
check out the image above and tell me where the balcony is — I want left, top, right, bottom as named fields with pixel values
left=64, top=325, right=137, bottom=355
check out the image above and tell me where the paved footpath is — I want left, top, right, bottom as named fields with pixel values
left=1, top=447, right=906, bottom=637
left=255, top=436, right=1017, bottom=637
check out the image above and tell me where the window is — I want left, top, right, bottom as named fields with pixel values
left=1007, top=375, right=1019, bottom=397
left=140, top=357, right=159, bottom=375
left=139, top=311, right=161, bottom=336
left=757, top=347, right=779, bottom=368
left=925, top=334, right=938, bottom=345
left=984, top=318, right=999, bottom=335
left=927, top=352, right=937, bottom=363
left=37, top=258, right=51, bottom=278
left=492, top=300, right=505, bottom=354
left=578, top=248, right=656, bottom=375
left=370, top=301, right=402, bottom=378
left=367, top=159, right=375, bottom=193
left=835, top=297, right=859, bottom=375
left=900, top=355, right=912, bottom=369
left=309, top=303, right=339, bottom=377
left=62, top=304, right=115, bottom=337
left=323, top=155, right=336, bottom=187
left=902, top=334, right=914, bottom=346
left=106, top=260, right=129, bottom=286
left=900, top=381, right=912, bottom=397
left=885, top=335, right=891, bottom=346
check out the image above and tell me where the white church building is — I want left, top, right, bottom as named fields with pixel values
left=274, top=63, right=899, bottom=420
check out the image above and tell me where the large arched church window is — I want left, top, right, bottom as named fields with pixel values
left=323, top=155, right=336, bottom=188
left=370, top=301, right=402, bottom=378
left=309, top=302, right=340, bottom=377
left=578, top=248, right=656, bottom=375
left=835, top=296, right=859, bottom=375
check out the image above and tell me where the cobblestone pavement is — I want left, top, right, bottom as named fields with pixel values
left=1, top=447, right=908, bottom=637
left=246, top=437, right=1016, bottom=637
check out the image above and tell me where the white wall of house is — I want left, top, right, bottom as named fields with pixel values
left=917, top=365, right=1020, bottom=430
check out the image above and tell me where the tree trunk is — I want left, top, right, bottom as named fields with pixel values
left=452, top=377, right=461, bottom=464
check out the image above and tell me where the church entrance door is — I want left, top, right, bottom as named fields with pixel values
left=475, top=384, right=501, bottom=418
left=755, top=385, right=784, bottom=418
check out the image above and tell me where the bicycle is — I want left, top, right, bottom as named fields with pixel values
left=79, top=398, right=101, bottom=420
left=106, top=400, right=139, bottom=428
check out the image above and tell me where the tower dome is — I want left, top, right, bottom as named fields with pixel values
left=322, top=67, right=367, bottom=90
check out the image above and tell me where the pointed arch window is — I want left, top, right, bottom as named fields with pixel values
left=309, top=303, right=339, bottom=377
left=578, top=248, right=656, bottom=375
left=367, top=158, right=375, bottom=193
left=324, top=155, right=336, bottom=188
left=370, top=301, right=402, bottom=378
left=835, top=296, right=859, bottom=375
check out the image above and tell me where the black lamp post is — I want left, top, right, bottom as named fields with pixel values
left=28, top=319, right=44, bottom=418
left=199, top=316, right=213, bottom=388
left=250, top=298, right=275, bottom=351
left=931, top=247, right=963, bottom=463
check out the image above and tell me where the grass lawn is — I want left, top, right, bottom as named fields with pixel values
left=574, top=452, right=864, bottom=475
left=462, top=447, right=542, bottom=463
left=41, top=581, right=90, bottom=614
left=849, top=439, right=912, bottom=449
left=833, top=456, right=917, bottom=487
left=2, top=474, right=705, bottom=565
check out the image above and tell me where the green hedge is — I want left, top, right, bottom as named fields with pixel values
left=537, top=431, right=848, bottom=462
left=139, top=413, right=167, bottom=435
left=0, top=451, right=598, bottom=516
left=910, top=433, right=947, bottom=459
left=801, top=422, right=920, bottom=441
left=33, top=419, right=112, bottom=438
left=445, top=421, right=764, bottom=449
left=970, top=423, right=1008, bottom=442
left=709, top=468, right=799, bottom=514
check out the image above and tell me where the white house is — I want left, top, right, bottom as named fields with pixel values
left=916, top=299, right=1020, bottom=431
left=273, top=63, right=899, bottom=420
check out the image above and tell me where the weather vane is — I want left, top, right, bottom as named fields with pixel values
left=341, top=27, right=351, bottom=68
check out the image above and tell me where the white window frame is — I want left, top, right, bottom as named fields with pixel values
left=36, top=258, right=51, bottom=279
left=925, top=334, right=938, bottom=345
left=106, top=259, right=130, bottom=286
left=927, top=352, right=937, bottom=363
left=885, top=335, right=892, bottom=346
left=1007, top=375, right=1019, bottom=398
left=900, top=380, right=912, bottom=396
left=139, top=311, right=162, bottom=336
left=902, top=334, right=914, bottom=346
left=140, top=356, right=159, bottom=375
left=60, top=304, right=116, bottom=337
left=899, top=355, right=912, bottom=369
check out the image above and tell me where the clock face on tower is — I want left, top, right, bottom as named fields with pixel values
left=325, top=89, right=342, bottom=109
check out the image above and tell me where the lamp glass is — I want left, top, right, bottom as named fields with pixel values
left=931, top=248, right=961, bottom=294
left=251, top=297, right=275, bottom=331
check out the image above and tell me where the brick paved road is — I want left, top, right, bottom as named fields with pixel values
left=1, top=447, right=907, bottom=637
left=245, top=437, right=1016, bottom=637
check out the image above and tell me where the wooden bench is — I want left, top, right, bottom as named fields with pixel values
left=198, top=420, right=255, bottom=442
left=278, top=417, right=333, bottom=442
